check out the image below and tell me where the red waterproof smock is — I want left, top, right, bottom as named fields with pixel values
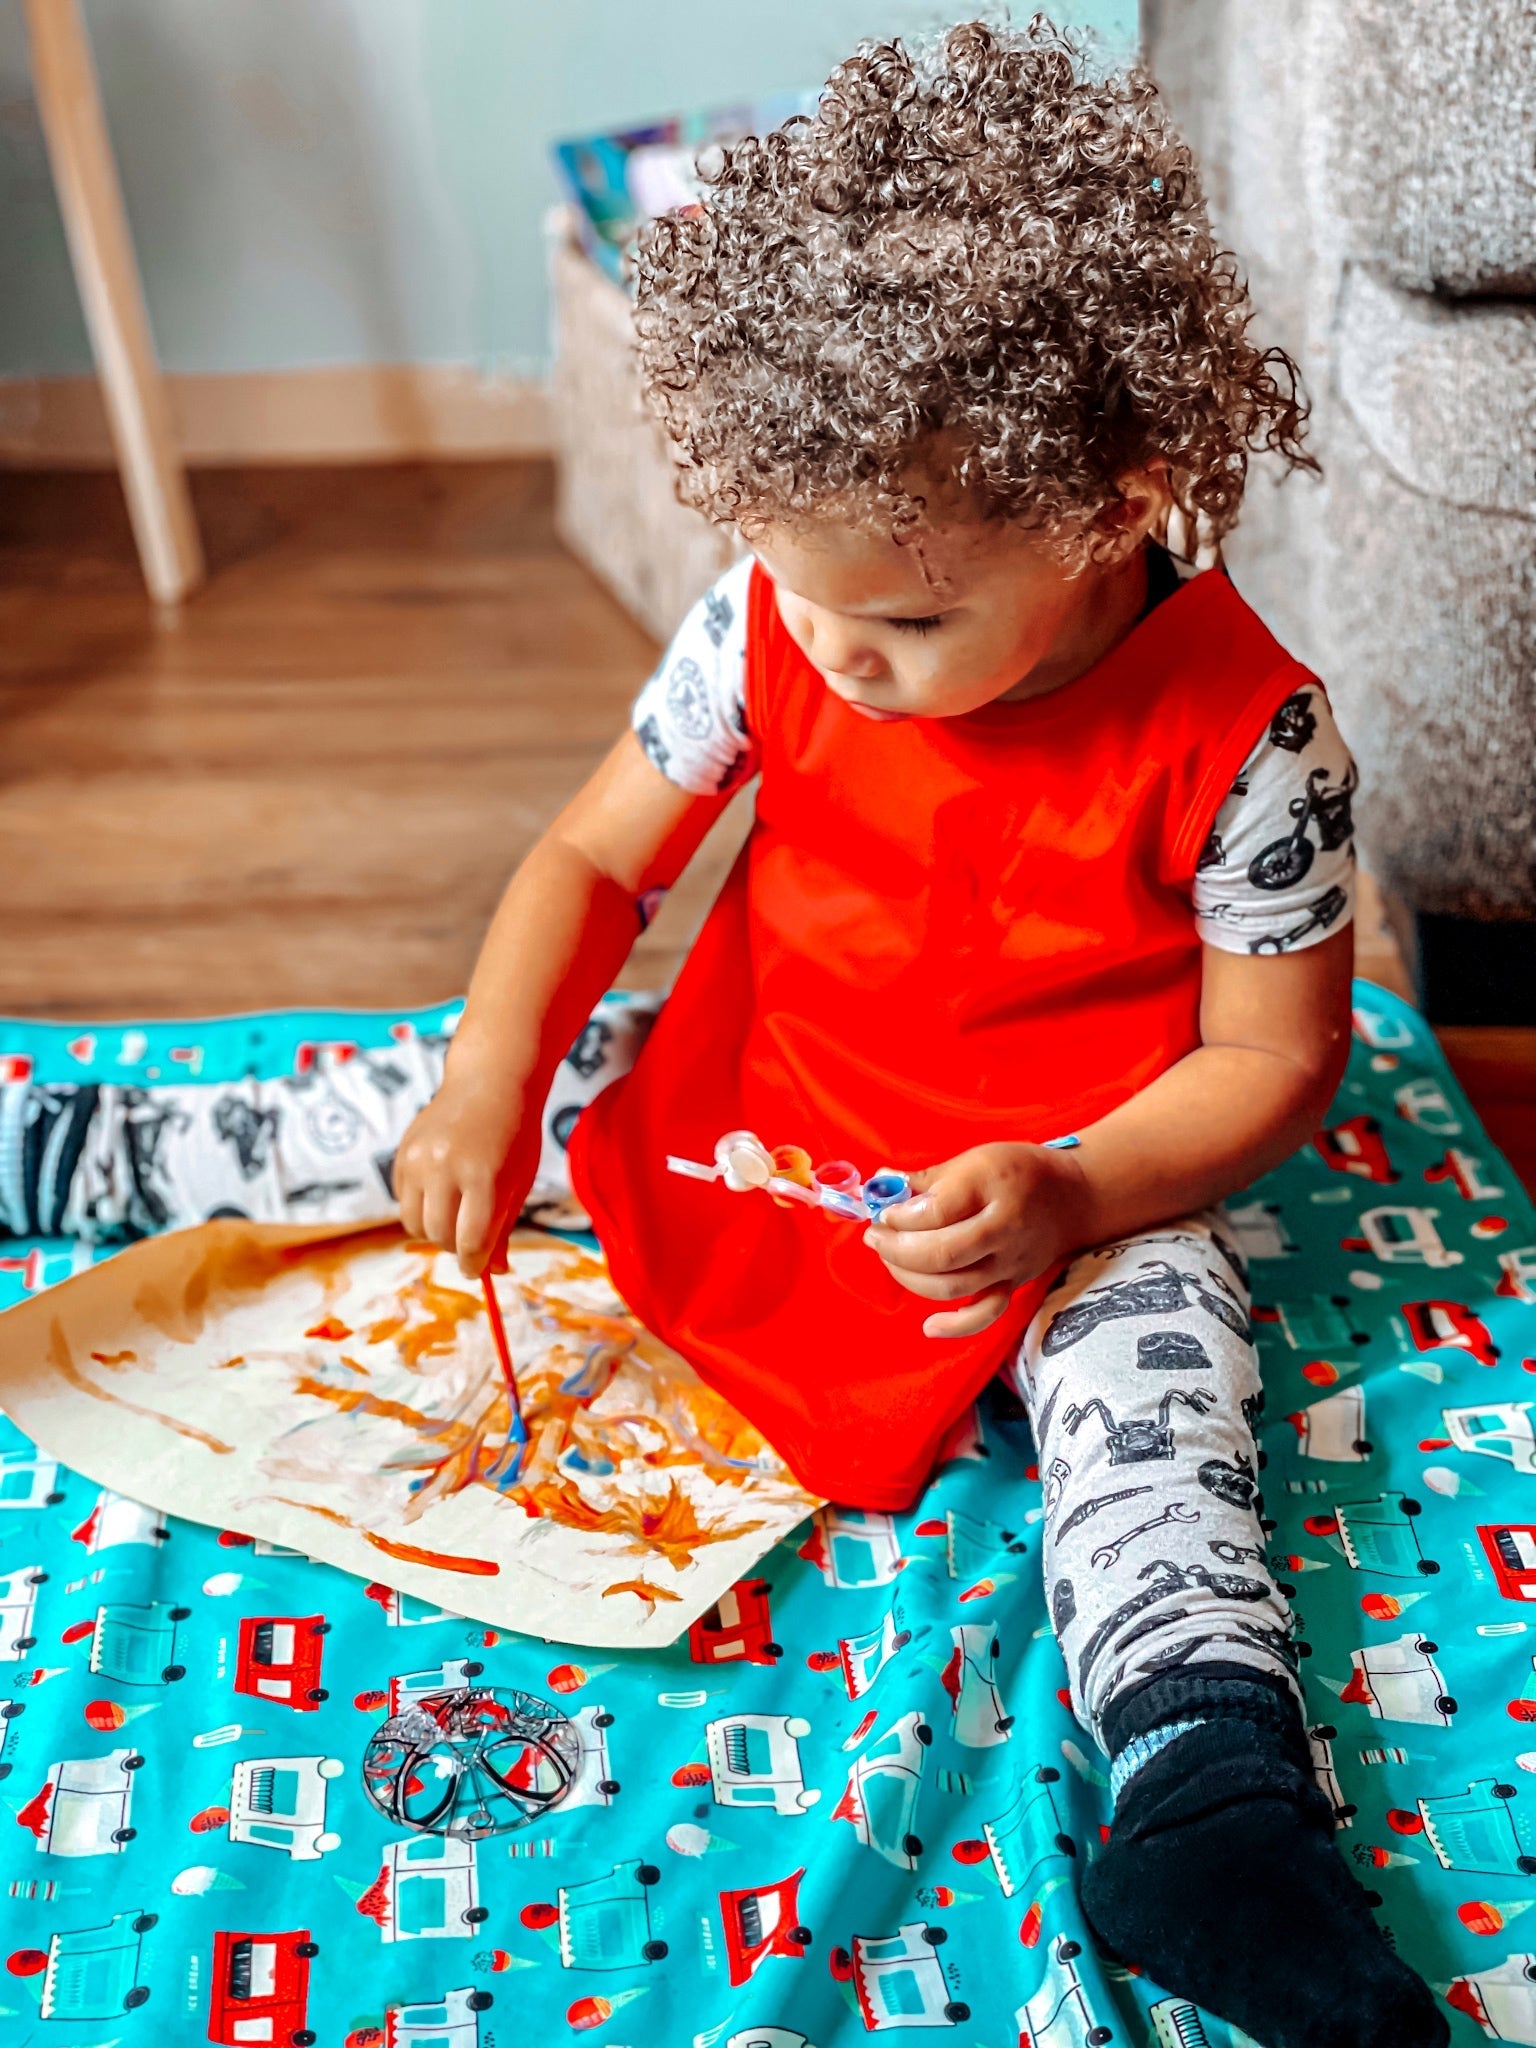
left=568, top=562, right=1312, bottom=1507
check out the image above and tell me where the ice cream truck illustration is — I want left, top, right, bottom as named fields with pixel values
left=0, top=1697, right=24, bottom=1781
left=0, top=1451, right=61, bottom=1508
left=88, top=1599, right=191, bottom=1684
left=1224, top=1200, right=1294, bottom=1260
left=1287, top=1387, right=1370, bottom=1462
left=235, top=1612, right=330, bottom=1709
left=835, top=1711, right=932, bottom=1868
left=1417, top=1778, right=1536, bottom=1876
left=832, top=1922, right=969, bottom=2028
left=1148, top=2001, right=1217, bottom=2047
left=706, top=1712, right=820, bottom=1813
left=228, top=1754, right=344, bottom=1860
left=1426, top=1147, right=1505, bottom=1201
left=21, top=1746, right=144, bottom=1855
left=1275, top=1294, right=1356, bottom=1353
left=719, top=1867, right=811, bottom=1985
left=368, top=1583, right=463, bottom=1627
left=800, top=1508, right=904, bottom=1589
left=1444, top=1403, right=1536, bottom=1474
left=1307, top=1493, right=1439, bottom=1578
left=557, top=1859, right=668, bottom=1969
left=208, top=1927, right=317, bottom=2046
left=690, top=1576, right=784, bottom=1665
left=388, top=1658, right=484, bottom=1711
left=364, top=1835, right=488, bottom=1940
left=1499, top=1247, right=1536, bottom=1305
left=384, top=1986, right=494, bottom=2046
left=1307, top=1725, right=1357, bottom=1826
left=71, top=1489, right=166, bottom=1550
left=39, top=1909, right=156, bottom=2019
left=495, top=1700, right=618, bottom=1811
left=1352, top=1205, right=1463, bottom=1269
left=1447, top=1951, right=1536, bottom=2042
left=1015, top=1933, right=1114, bottom=2046
left=837, top=1609, right=912, bottom=1699
left=1395, top=1077, right=1462, bottom=1135
left=1313, top=1114, right=1399, bottom=1185
left=1353, top=1004, right=1417, bottom=1052
left=0, top=1563, right=46, bottom=1657
left=1403, top=1299, right=1500, bottom=1365
left=941, top=1624, right=1014, bottom=1746
left=983, top=1764, right=1076, bottom=1895
left=1342, top=1633, right=1457, bottom=1725
left=1483, top=1526, right=1536, bottom=1601
left=725, top=2031, right=816, bottom=2048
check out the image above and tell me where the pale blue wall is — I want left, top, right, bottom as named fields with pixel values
left=0, top=0, right=1136, bottom=381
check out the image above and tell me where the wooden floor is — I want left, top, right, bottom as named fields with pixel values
left=2, top=459, right=1530, bottom=1186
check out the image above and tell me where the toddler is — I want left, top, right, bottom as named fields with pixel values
left=4, top=22, right=1445, bottom=2046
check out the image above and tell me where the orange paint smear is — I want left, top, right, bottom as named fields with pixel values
left=603, top=1578, right=682, bottom=1605
left=289, top=1375, right=472, bottom=1451
left=89, top=1350, right=137, bottom=1368
left=214, top=1356, right=247, bottom=1371
left=514, top=1473, right=763, bottom=1570
left=131, top=1224, right=400, bottom=1345
left=270, top=1497, right=499, bottom=1576
left=48, top=1319, right=233, bottom=1455
left=305, top=1317, right=353, bottom=1341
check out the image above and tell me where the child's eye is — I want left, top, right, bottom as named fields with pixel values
left=887, top=614, right=946, bottom=635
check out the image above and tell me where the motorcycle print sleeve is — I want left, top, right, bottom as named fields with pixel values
left=629, top=555, right=758, bottom=797
left=1193, top=685, right=1359, bottom=956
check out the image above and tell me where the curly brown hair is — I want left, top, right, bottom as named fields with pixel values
left=633, top=15, right=1316, bottom=547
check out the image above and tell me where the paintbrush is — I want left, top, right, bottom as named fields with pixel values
left=481, top=1270, right=528, bottom=1472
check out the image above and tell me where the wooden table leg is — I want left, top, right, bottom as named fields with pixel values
left=23, top=0, right=204, bottom=605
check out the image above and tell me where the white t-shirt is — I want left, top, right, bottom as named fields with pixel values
left=633, top=554, right=1357, bottom=957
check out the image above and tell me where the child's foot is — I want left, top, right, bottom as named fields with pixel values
left=1081, top=1672, right=1449, bottom=2048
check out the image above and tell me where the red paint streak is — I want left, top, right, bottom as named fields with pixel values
left=362, top=1531, right=500, bottom=1577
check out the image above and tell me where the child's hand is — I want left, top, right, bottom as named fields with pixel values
left=864, top=1142, right=1086, bottom=1339
left=394, top=1078, right=540, bottom=1279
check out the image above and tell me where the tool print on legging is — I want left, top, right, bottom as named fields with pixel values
left=1042, top=1457, right=1074, bottom=1515
left=1198, top=1452, right=1262, bottom=1512
left=1059, top=1386, right=1217, bottom=1465
left=1247, top=762, right=1357, bottom=891
left=1042, top=1260, right=1249, bottom=1355
left=1208, top=1537, right=1267, bottom=1565
left=1032, top=1375, right=1064, bottom=1448
left=1248, top=881, right=1349, bottom=957
left=1053, top=1485, right=1155, bottom=1544
left=1076, top=1558, right=1275, bottom=1690
left=1091, top=1502, right=1201, bottom=1569
left=1135, top=1330, right=1214, bottom=1372
left=212, top=1096, right=280, bottom=1179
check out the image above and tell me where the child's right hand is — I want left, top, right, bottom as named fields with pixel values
left=394, top=1077, right=540, bottom=1278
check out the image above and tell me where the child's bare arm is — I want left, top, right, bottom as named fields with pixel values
left=868, top=927, right=1354, bottom=1337
left=394, top=730, right=728, bottom=1274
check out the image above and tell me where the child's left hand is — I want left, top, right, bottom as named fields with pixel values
left=864, top=1142, right=1086, bottom=1339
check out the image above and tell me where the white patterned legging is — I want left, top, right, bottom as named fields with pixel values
left=0, top=991, right=1296, bottom=1745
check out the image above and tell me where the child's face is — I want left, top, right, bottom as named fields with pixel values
left=755, top=484, right=1159, bottom=721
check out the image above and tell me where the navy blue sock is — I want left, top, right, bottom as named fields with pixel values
left=1081, top=1666, right=1449, bottom=2048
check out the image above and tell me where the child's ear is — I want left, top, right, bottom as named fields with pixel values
left=1088, top=460, right=1174, bottom=566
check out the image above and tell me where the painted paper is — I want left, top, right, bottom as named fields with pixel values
left=0, top=1221, right=819, bottom=1647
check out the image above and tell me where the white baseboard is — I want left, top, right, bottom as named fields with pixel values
left=0, top=361, right=551, bottom=466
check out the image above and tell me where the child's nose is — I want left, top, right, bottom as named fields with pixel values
left=809, top=617, right=884, bottom=682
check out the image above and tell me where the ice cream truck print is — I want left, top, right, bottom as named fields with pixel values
left=707, top=1712, right=820, bottom=1813
left=369, top=1584, right=463, bottom=1627
left=0, top=1451, right=61, bottom=1508
left=837, top=1609, right=912, bottom=1699
left=1447, top=1952, right=1536, bottom=2042
left=719, top=1867, right=811, bottom=1985
left=1444, top=1403, right=1536, bottom=1474
left=690, top=1576, right=783, bottom=1665
left=1313, top=1114, right=1399, bottom=1184
left=40, top=1909, right=156, bottom=2019
left=1308, top=1493, right=1439, bottom=1577
left=1353, top=1205, right=1463, bottom=1268
left=983, top=1764, right=1076, bottom=1895
left=1223, top=1200, right=1294, bottom=1260
left=228, top=1755, right=344, bottom=1860
left=1015, top=1934, right=1114, bottom=2046
left=1498, top=1246, right=1536, bottom=1305
left=1395, top=1077, right=1462, bottom=1135
left=89, top=1599, right=191, bottom=1684
left=384, top=1986, right=494, bottom=2045
left=1148, top=2001, right=1217, bottom=2047
left=1307, top=1725, right=1357, bottom=1826
left=495, top=1700, right=618, bottom=1811
left=1418, top=1778, right=1536, bottom=1876
left=367, top=1835, right=487, bottom=1940
left=800, top=1508, right=904, bottom=1589
left=1353, top=1003, right=1417, bottom=1052
left=21, top=1746, right=144, bottom=1855
left=557, top=1859, right=668, bottom=1969
left=941, top=1625, right=1014, bottom=1746
left=725, top=2031, right=817, bottom=2048
left=235, top=1613, right=330, bottom=1709
left=1274, top=1293, right=1357, bottom=1353
left=388, top=1658, right=484, bottom=1711
left=1342, top=1632, right=1457, bottom=1725
left=0, top=1697, right=24, bottom=1782
left=1403, top=1300, right=1500, bottom=1365
left=71, top=1488, right=166, bottom=1550
left=832, top=1922, right=969, bottom=2028
left=835, top=1711, right=932, bottom=1868
left=0, top=1563, right=45, bottom=1657
left=1287, top=1387, right=1370, bottom=1462
left=208, top=1927, right=317, bottom=2046
left=1483, top=1526, right=1536, bottom=1601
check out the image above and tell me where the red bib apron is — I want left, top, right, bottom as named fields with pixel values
left=569, top=563, right=1312, bottom=1507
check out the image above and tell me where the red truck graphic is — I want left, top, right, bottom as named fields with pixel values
left=208, top=1928, right=317, bottom=2046
left=234, top=1616, right=330, bottom=1711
